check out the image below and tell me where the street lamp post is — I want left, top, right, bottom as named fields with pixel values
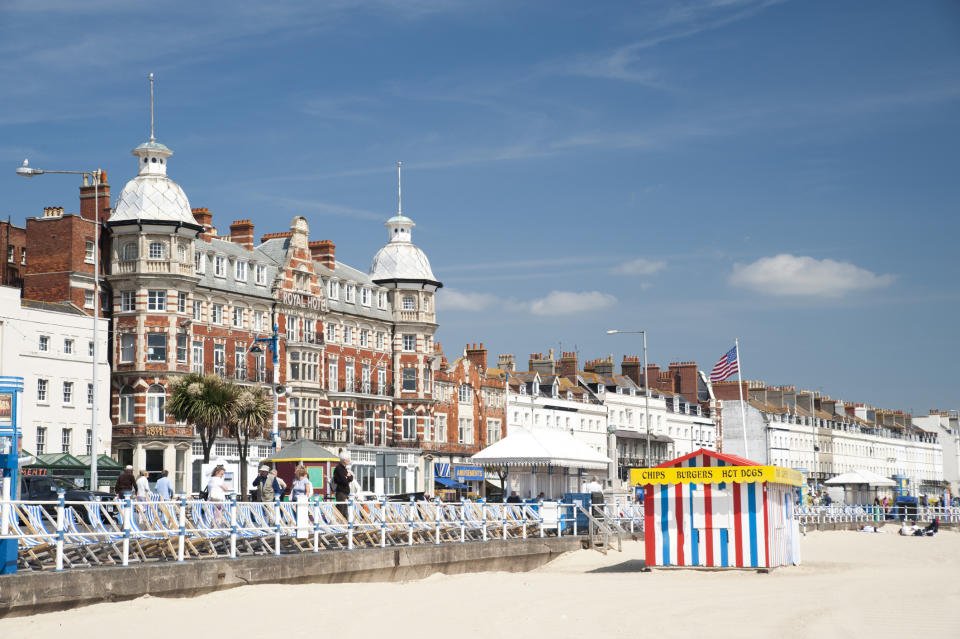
left=249, top=324, right=282, bottom=452
left=606, top=329, right=650, bottom=468
left=16, top=160, right=103, bottom=490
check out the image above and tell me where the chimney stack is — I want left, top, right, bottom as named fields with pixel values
left=621, top=355, right=643, bottom=387
left=309, top=240, right=336, bottom=269
left=558, top=351, right=578, bottom=378
left=79, top=170, right=110, bottom=223
left=42, top=207, right=64, bottom=218
left=229, top=219, right=255, bottom=250
left=528, top=351, right=557, bottom=376
left=465, top=343, right=488, bottom=371
left=192, top=207, right=214, bottom=241
left=497, top=354, right=516, bottom=372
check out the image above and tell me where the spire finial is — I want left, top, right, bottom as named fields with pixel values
left=149, top=73, right=156, bottom=142
left=397, top=161, right=402, bottom=215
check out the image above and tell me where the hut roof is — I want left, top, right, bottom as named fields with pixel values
left=262, top=438, right=340, bottom=463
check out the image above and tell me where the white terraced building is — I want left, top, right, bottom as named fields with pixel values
left=718, top=384, right=943, bottom=499
left=0, top=285, right=111, bottom=486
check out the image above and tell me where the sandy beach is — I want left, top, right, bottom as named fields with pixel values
left=3, top=526, right=958, bottom=638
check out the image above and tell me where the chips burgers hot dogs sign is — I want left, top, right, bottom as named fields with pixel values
left=630, top=465, right=803, bottom=487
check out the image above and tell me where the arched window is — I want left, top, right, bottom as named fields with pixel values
left=146, top=384, right=165, bottom=423
left=122, top=243, right=138, bottom=261
left=148, top=242, right=167, bottom=260
left=119, top=386, right=135, bottom=424
left=402, top=409, right=417, bottom=440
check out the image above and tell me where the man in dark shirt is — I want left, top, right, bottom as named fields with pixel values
left=333, top=453, right=353, bottom=518
left=506, top=491, right=522, bottom=503
left=114, top=465, right=136, bottom=497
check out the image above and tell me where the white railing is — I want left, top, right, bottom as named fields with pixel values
left=795, top=504, right=960, bottom=526
left=0, top=492, right=648, bottom=573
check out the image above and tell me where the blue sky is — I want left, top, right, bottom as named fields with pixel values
left=2, top=1, right=958, bottom=413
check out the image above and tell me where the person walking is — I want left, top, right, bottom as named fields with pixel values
left=114, top=465, right=136, bottom=498
left=290, top=465, right=313, bottom=501
left=252, top=464, right=283, bottom=502
left=155, top=469, right=174, bottom=500
left=135, top=470, right=151, bottom=502
left=333, top=452, right=353, bottom=518
left=206, top=465, right=227, bottom=502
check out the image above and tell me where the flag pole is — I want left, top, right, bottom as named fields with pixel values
left=735, top=338, right=749, bottom=459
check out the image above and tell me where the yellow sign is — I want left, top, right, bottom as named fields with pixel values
left=630, top=465, right=803, bottom=487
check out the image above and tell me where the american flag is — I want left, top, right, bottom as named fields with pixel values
left=710, top=345, right=739, bottom=383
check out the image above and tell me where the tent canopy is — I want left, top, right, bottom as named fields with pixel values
left=471, top=427, right=612, bottom=470
left=261, top=438, right=340, bottom=463
left=824, top=469, right=896, bottom=487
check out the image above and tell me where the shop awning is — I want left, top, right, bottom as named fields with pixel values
left=614, top=429, right=674, bottom=443
left=471, top=427, right=612, bottom=470
left=435, top=476, right=468, bottom=489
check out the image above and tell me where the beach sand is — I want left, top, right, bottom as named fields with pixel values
left=3, top=526, right=958, bottom=638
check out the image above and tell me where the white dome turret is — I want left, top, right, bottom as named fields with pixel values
left=369, top=163, right=440, bottom=285
left=108, top=138, right=197, bottom=225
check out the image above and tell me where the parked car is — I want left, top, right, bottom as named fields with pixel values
left=19, top=475, right=117, bottom=522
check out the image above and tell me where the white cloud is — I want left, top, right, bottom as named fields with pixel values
left=729, top=254, right=896, bottom=297
left=528, top=291, right=617, bottom=316
left=436, top=289, right=499, bottom=312
left=612, top=257, right=666, bottom=276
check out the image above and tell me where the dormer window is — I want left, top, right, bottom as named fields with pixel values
left=328, top=280, right=339, bottom=300
left=532, top=381, right=539, bottom=395
left=345, top=284, right=355, bottom=303
left=551, top=383, right=558, bottom=398
left=597, top=384, right=604, bottom=394
left=148, top=242, right=166, bottom=260
left=519, top=385, right=526, bottom=395
left=567, top=391, right=573, bottom=400
left=214, top=256, right=226, bottom=278
left=235, top=260, right=248, bottom=282
left=194, top=251, right=205, bottom=274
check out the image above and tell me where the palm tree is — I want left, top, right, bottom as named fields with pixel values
left=231, top=386, right=272, bottom=500
left=167, top=373, right=237, bottom=463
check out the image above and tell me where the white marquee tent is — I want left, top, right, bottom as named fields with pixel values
left=471, top=427, right=612, bottom=499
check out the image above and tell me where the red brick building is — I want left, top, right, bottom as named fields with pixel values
left=98, top=133, right=442, bottom=492
left=427, top=343, right=506, bottom=496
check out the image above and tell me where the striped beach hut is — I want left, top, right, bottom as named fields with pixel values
left=630, top=449, right=802, bottom=569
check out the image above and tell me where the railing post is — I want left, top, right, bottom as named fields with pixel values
left=522, top=502, right=527, bottom=539
left=408, top=496, right=414, bottom=546
left=459, top=499, right=466, bottom=543
left=229, top=493, right=238, bottom=559
left=539, top=499, right=544, bottom=538
left=312, top=497, right=320, bottom=552
left=177, top=493, right=186, bottom=562
left=122, top=492, right=132, bottom=566
left=481, top=498, right=487, bottom=541
left=55, top=489, right=65, bottom=572
left=502, top=502, right=507, bottom=540
left=380, top=496, right=387, bottom=548
left=434, top=498, right=441, bottom=545
left=347, top=497, right=355, bottom=551
left=273, top=496, right=281, bottom=556
left=573, top=504, right=578, bottom=537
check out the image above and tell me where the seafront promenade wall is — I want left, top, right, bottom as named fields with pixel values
left=0, top=536, right=580, bottom=618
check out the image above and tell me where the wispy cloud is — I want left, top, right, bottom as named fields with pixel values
left=434, top=288, right=617, bottom=316
left=611, top=257, right=667, bottom=276
left=439, top=255, right=610, bottom=273
left=729, top=254, right=896, bottom=297
left=436, top=289, right=499, bottom=312
left=265, top=196, right=383, bottom=221
left=529, top=290, right=617, bottom=315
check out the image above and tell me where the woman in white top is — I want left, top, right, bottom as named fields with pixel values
left=135, top=470, right=151, bottom=502
left=206, top=465, right=227, bottom=502
left=290, top=465, right=313, bottom=501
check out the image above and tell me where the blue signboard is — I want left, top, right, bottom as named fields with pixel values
left=452, top=466, right=484, bottom=482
